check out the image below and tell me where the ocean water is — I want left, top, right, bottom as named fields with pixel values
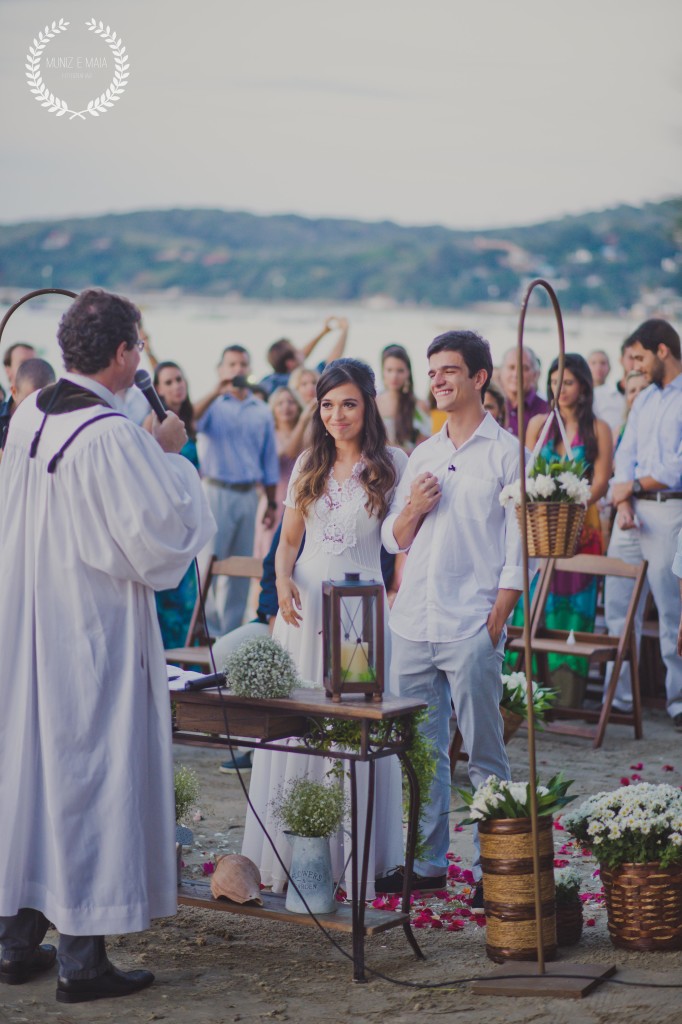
left=1, top=293, right=637, bottom=402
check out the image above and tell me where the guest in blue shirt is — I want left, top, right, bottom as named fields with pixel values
left=194, top=345, right=280, bottom=634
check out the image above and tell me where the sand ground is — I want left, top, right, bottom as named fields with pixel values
left=3, top=707, right=682, bottom=1024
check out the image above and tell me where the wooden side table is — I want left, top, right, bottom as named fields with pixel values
left=171, top=687, right=427, bottom=982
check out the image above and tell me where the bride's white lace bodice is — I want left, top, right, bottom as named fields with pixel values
left=310, top=461, right=368, bottom=556
left=284, top=449, right=407, bottom=569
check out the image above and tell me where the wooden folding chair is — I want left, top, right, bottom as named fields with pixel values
left=504, top=553, right=648, bottom=749
left=449, top=559, right=551, bottom=778
left=164, top=554, right=264, bottom=670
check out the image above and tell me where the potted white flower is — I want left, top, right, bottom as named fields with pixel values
left=500, top=672, right=556, bottom=740
left=457, top=774, right=574, bottom=963
left=563, top=782, right=682, bottom=951
left=499, top=454, right=591, bottom=557
left=554, top=865, right=583, bottom=946
left=272, top=778, right=348, bottom=915
left=174, top=764, right=199, bottom=885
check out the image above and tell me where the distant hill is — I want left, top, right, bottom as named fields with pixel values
left=0, top=199, right=680, bottom=312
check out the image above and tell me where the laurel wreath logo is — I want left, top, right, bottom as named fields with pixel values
left=25, top=18, right=130, bottom=120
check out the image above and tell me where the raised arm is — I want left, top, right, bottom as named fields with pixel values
left=299, top=318, right=334, bottom=361
left=323, top=316, right=349, bottom=365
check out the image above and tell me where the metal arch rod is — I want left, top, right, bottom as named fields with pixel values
left=0, top=288, right=78, bottom=346
left=516, top=277, right=567, bottom=976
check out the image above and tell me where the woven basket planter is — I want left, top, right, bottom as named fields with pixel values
left=600, top=861, right=682, bottom=951
left=517, top=502, right=586, bottom=558
left=500, top=707, right=524, bottom=744
left=556, top=900, right=583, bottom=946
left=479, top=815, right=557, bottom=963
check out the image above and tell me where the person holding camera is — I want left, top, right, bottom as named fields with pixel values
left=194, top=345, right=280, bottom=634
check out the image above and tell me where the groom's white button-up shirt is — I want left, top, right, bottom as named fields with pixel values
left=382, top=414, right=524, bottom=643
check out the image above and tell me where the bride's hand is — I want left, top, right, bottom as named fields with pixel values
left=276, top=576, right=303, bottom=628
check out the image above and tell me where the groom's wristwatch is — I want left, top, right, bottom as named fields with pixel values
left=632, top=479, right=644, bottom=497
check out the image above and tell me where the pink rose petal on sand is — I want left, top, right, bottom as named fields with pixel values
left=553, top=821, right=565, bottom=831
left=631, top=774, right=642, bottom=782
left=554, top=858, right=569, bottom=868
left=630, top=762, right=643, bottom=770
left=620, top=777, right=630, bottom=786
left=461, top=869, right=475, bottom=885
left=663, top=765, right=675, bottom=772
left=202, top=861, right=215, bottom=875
left=585, top=918, right=596, bottom=927
left=453, top=825, right=464, bottom=833
left=447, top=920, right=466, bottom=931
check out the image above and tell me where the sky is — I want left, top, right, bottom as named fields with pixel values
left=0, top=0, right=680, bottom=230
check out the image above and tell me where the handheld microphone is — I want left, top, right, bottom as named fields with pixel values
left=184, top=671, right=228, bottom=691
left=134, top=369, right=167, bottom=421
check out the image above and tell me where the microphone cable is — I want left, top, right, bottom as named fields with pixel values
left=181, top=558, right=682, bottom=994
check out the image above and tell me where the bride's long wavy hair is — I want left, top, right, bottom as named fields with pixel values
left=294, top=358, right=397, bottom=519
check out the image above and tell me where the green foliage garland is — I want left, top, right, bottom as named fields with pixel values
left=305, top=709, right=436, bottom=859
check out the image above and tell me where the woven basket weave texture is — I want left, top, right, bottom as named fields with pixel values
left=518, top=502, right=586, bottom=558
left=479, top=815, right=557, bottom=963
left=601, top=861, right=682, bottom=951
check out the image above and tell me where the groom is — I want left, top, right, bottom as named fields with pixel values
left=378, top=330, right=523, bottom=896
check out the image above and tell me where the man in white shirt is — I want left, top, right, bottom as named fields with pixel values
left=377, top=330, right=523, bottom=896
left=604, top=318, right=682, bottom=730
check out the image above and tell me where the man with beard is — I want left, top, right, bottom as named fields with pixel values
left=603, top=319, right=682, bottom=730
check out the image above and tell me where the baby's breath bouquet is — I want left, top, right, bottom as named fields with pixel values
left=223, top=636, right=299, bottom=699
left=563, top=783, right=682, bottom=869
left=273, top=778, right=348, bottom=839
left=457, top=773, right=574, bottom=824
left=499, top=454, right=591, bottom=509
left=501, top=672, right=556, bottom=721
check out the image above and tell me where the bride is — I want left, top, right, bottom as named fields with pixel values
left=241, top=358, right=408, bottom=897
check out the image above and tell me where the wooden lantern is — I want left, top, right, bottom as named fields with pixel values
left=322, top=573, right=384, bottom=702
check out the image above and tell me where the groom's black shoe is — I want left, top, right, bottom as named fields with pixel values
left=375, top=866, right=447, bottom=894
left=0, top=944, right=57, bottom=985
left=56, top=964, right=154, bottom=1004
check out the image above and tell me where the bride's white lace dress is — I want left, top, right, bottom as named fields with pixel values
left=242, top=448, right=408, bottom=897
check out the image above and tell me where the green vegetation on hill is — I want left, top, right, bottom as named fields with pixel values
left=0, top=200, right=679, bottom=311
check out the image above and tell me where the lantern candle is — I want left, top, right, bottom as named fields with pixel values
left=340, top=639, right=371, bottom=680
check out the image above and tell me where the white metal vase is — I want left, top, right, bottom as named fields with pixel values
left=285, top=835, right=336, bottom=915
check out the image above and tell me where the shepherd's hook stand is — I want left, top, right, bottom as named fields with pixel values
left=471, top=278, right=616, bottom=999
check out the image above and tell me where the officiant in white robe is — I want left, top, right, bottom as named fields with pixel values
left=0, top=289, right=216, bottom=1005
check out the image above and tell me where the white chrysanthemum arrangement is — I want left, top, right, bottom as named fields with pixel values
left=499, top=455, right=591, bottom=509
left=501, top=672, right=556, bottom=720
left=563, top=783, right=682, bottom=869
left=272, top=778, right=348, bottom=839
left=223, top=636, right=300, bottom=699
left=457, top=773, right=574, bottom=823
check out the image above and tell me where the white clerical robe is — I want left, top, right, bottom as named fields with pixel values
left=0, top=391, right=216, bottom=935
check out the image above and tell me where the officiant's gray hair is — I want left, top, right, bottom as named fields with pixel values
left=58, top=288, right=141, bottom=374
